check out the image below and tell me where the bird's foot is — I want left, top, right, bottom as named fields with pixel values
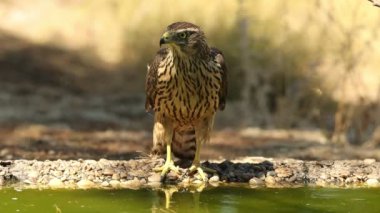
left=154, top=160, right=179, bottom=181
left=188, top=164, right=216, bottom=181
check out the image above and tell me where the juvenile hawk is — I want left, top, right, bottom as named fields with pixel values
left=145, top=22, right=227, bottom=181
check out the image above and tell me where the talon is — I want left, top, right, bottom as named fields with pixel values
left=201, top=166, right=217, bottom=174
left=154, top=160, right=179, bottom=177
left=188, top=164, right=215, bottom=181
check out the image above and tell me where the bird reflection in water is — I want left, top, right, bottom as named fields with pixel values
left=151, top=183, right=209, bottom=212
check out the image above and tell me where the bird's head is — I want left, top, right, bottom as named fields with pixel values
left=159, top=22, right=208, bottom=57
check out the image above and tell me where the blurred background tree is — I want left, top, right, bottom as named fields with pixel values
left=0, top=0, right=379, bottom=147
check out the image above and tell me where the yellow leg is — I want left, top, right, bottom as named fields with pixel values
left=188, top=139, right=216, bottom=181
left=154, top=143, right=179, bottom=179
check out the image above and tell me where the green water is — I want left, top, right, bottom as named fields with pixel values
left=0, top=186, right=379, bottom=213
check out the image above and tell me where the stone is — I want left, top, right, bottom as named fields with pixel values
left=192, top=179, right=204, bottom=185
left=366, top=178, right=379, bottom=187
left=320, top=173, right=329, bottom=180
left=166, top=171, right=180, bottom=181
left=286, top=175, right=297, bottom=182
left=209, top=181, right=219, bottom=187
left=265, top=176, right=276, bottom=185
left=120, top=172, right=128, bottom=179
left=315, top=179, right=327, bottom=187
left=249, top=177, right=264, bottom=186
left=109, top=180, right=121, bottom=187
left=101, top=181, right=110, bottom=187
left=120, top=178, right=140, bottom=189
left=48, top=178, right=64, bottom=188
left=103, top=168, right=114, bottom=176
left=112, top=173, right=120, bottom=180
left=51, top=170, right=62, bottom=177
left=148, top=181, right=162, bottom=188
left=148, top=173, right=161, bottom=183
left=208, top=175, right=220, bottom=183
left=27, top=171, right=39, bottom=179
left=139, top=179, right=147, bottom=185
left=275, top=168, right=293, bottom=178
left=77, top=180, right=95, bottom=189
left=256, top=172, right=266, bottom=180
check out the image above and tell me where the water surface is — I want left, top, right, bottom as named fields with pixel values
left=1, top=186, right=379, bottom=212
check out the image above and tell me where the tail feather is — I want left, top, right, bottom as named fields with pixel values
left=151, top=128, right=196, bottom=161
left=172, top=129, right=196, bottom=160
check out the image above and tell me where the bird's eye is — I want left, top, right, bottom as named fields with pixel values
left=178, top=32, right=187, bottom=38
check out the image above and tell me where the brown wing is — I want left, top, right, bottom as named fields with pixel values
left=145, top=48, right=168, bottom=112
left=210, top=47, right=228, bottom=110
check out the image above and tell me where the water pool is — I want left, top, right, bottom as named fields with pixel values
left=1, top=186, right=379, bottom=212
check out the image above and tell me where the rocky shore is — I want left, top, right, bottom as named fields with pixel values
left=0, top=157, right=379, bottom=189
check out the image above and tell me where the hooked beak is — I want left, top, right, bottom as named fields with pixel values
left=160, top=31, right=171, bottom=46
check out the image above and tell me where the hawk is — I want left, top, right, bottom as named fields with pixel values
left=145, top=22, right=227, bottom=181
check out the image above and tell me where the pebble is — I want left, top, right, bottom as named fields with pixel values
left=109, top=180, right=121, bottom=187
left=120, top=178, right=140, bottom=189
left=148, top=173, right=161, bottom=183
left=112, top=173, right=120, bottom=180
left=27, top=171, right=39, bottom=179
left=315, top=179, right=327, bottom=187
left=275, top=168, right=293, bottom=178
left=103, top=168, right=114, bottom=176
left=208, top=175, right=220, bottom=183
left=209, top=181, right=219, bottom=187
left=51, top=170, right=62, bottom=177
left=286, top=175, right=297, bottom=182
left=100, top=181, right=110, bottom=187
left=267, top=171, right=276, bottom=177
left=120, top=172, right=128, bottom=178
left=320, top=173, right=328, bottom=180
left=366, top=178, right=379, bottom=187
left=256, top=172, right=266, bottom=180
left=48, top=178, right=64, bottom=188
left=148, top=182, right=162, bottom=188
left=139, top=179, right=147, bottom=185
left=265, top=176, right=276, bottom=185
left=192, top=179, right=204, bottom=185
left=166, top=171, right=179, bottom=181
left=77, top=180, right=95, bottom=189
left=249, top=177, right=264, bottom=186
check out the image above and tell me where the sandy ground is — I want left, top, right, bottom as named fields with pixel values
left=1, top=124, right=380, bottom=162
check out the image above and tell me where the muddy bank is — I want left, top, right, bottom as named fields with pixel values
left=0, top=157, right=379, bottom=189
